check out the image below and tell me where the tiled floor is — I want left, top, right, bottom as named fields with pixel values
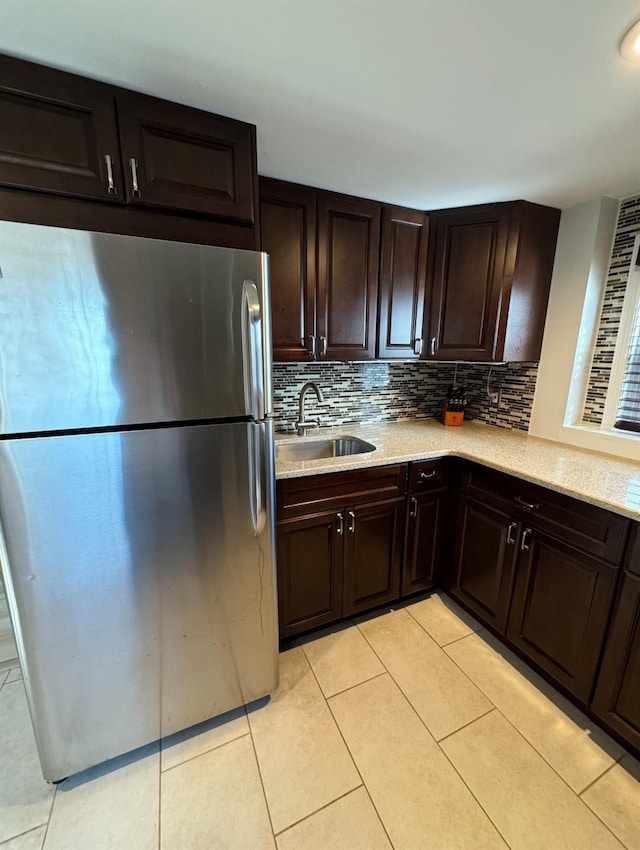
left=1, top=592, right=639, bottom=849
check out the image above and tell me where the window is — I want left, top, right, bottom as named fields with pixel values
left=602, top=234, right=640, bottom=433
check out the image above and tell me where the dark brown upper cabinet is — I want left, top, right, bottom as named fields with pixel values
left=259, top=180, right=381, bottom=362
left=116, top=92, right=256, bottom=223
left=317, top=193, right=381, bottom=360
left=0, top=54, right=121, bottom=203
left=259, top=178, right=316, bottom=361
left=377, top=207, right=429, bottom=359
left=0, top=54, right=257, bottom=229
left=423, top=201, right=560, bottom=362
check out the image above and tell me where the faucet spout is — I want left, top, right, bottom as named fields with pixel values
left=296, top=382, right=325, bottom=436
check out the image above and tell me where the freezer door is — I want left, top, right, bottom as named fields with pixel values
left=0, top=222, right=272, bottom=434
left=0, top=421, right=278, bottom=781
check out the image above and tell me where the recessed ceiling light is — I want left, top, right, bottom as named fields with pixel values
left=620, top=17, right=640, bottom=61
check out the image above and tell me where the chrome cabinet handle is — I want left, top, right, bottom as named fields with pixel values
left=347, top=510, right=356, bottom=533
left=410, top=497, right=418, bottom=518
left=514, top=496, right=539, bottom=512
left=419, top=470, right=438, bottom=481
left=414, top=337, right=423, bottom=356
left=129, top=157, right=141, bottom=196
left=308, top=335, right=317, bottom=358
left=104, top=154, right=116, bottom=194
left=521, top=528, right=532, bottom=551
left=430, top=336, right=436, bottom=356
left=336, top=512, right=344, bottom=535
left=506, top=521, right=517, bottom=545
left=320, top=335, right=327, bottom=357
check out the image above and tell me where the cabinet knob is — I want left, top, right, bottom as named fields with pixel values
left=347, top=510, right=356, bottom=533
left=506, top=521, right=517, bottom=545
left=410, top=497, right=418, bottom=518
left=308, top=335, right=317, bottom=358
left=320, top=336, right=328, bottom=357
left=430, top=337, right=436, bottom=356
left=521, top=527, right=532, bottom=551
left=336, top=512, right=344, bottom=535
left=414, top=338, right=423, bottom=356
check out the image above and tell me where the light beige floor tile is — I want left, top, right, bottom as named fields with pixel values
left=161, top=734, right=274, bottom=849
left=0, top=825, right=46, bottom=849
left=0, top=682, right=54, bottom=844
left=582, top=754, right=640, bottom=849
left=276, top=787, right=390, bottom=850
left=160, top=705, right=248, bottom=771
left=446, top=630, right=623, bottom=791
left=329, top=674, right=507, bottom=849
left=44, top=743, right=159, bottom=850
left=6, top=668, right=22, bottom=684
left=359, top=609, right=492, bottom=740
left=302, top=625, right=385, bottom=698
left=0, top=616, right=17, bottom=668
left=442, top=710, right=624, bottom=850
left=0, top=668, right=8, bottom=689
left=407, top=593, right=482, bottom=646
left=248, top=647, right=360, bottom=834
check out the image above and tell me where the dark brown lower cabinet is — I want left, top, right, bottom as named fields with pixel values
left=591, top=572, right=640, bottom=751
left=277, top=497, right=405, bottom=637
left=448, top=493, right=519, bottom=633
left=276, top=511, right=343, bottom=639
left=507, top=530, right=618, bottom=702
left=401, top=489, right=447, bottom=597
left=343, top=498, right=405, bottom=616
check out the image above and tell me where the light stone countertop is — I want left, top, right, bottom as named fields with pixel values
left=274, top=419, right=640, bottom=521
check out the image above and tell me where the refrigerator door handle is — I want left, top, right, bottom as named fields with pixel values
left=248, top=423, right=267, bottom=537
left=242, top=280, right=264, bottom=421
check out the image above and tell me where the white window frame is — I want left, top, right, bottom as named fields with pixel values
left=601, top=233, right=640, bottom=430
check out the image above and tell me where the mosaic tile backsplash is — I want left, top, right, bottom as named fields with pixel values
left=583, top=195, right=640, bottom=424
left=273, top=361, right=538, bottom=433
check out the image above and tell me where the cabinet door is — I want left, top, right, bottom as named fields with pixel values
left=425, top=206, right=510, bottom=361
left=0, top=55, right=121, bottom=202
left=377, top=207, right=429, bottom=359
left=259, top=178, right=316, bottom=361
left=592, top=572, right=640, bottom=752
left=401, top=489, right=447, bottom=596
left=343, top=498, right=404, bottom=616
left=276, top=511, right=343, bottom=638
left=317, top=193, right=381, bottom=360
left=116, top=92, right=256, bottom=223
left=448, top=493, right=519, bottom=633
left=507, top=529, right=617, bottom=702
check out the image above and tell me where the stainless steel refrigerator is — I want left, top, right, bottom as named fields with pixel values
left=0, top=221, right=278, bottom=781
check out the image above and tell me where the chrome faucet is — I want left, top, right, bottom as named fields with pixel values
left=296, top=382, right=325, bottom=436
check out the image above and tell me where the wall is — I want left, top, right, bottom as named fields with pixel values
left=273, top=361, right=538, bottom=433
left=529, top=195, right=640, bottom=462
left=583, top=195, right=640, bottom=424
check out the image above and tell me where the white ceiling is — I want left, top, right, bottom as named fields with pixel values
left=1, top=0, right=639, bottom=210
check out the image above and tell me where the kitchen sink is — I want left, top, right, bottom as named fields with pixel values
left=276, top=436, right=376, bottom=462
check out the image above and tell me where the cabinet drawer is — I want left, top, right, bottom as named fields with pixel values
left=276, top=464, right=407, bottom=520
left=409, top=459, right=447, bottom=493
left=464, top=464, right=629, bottom=564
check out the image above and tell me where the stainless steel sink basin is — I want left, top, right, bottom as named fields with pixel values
left=276, top=436, right=376, bottom=463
